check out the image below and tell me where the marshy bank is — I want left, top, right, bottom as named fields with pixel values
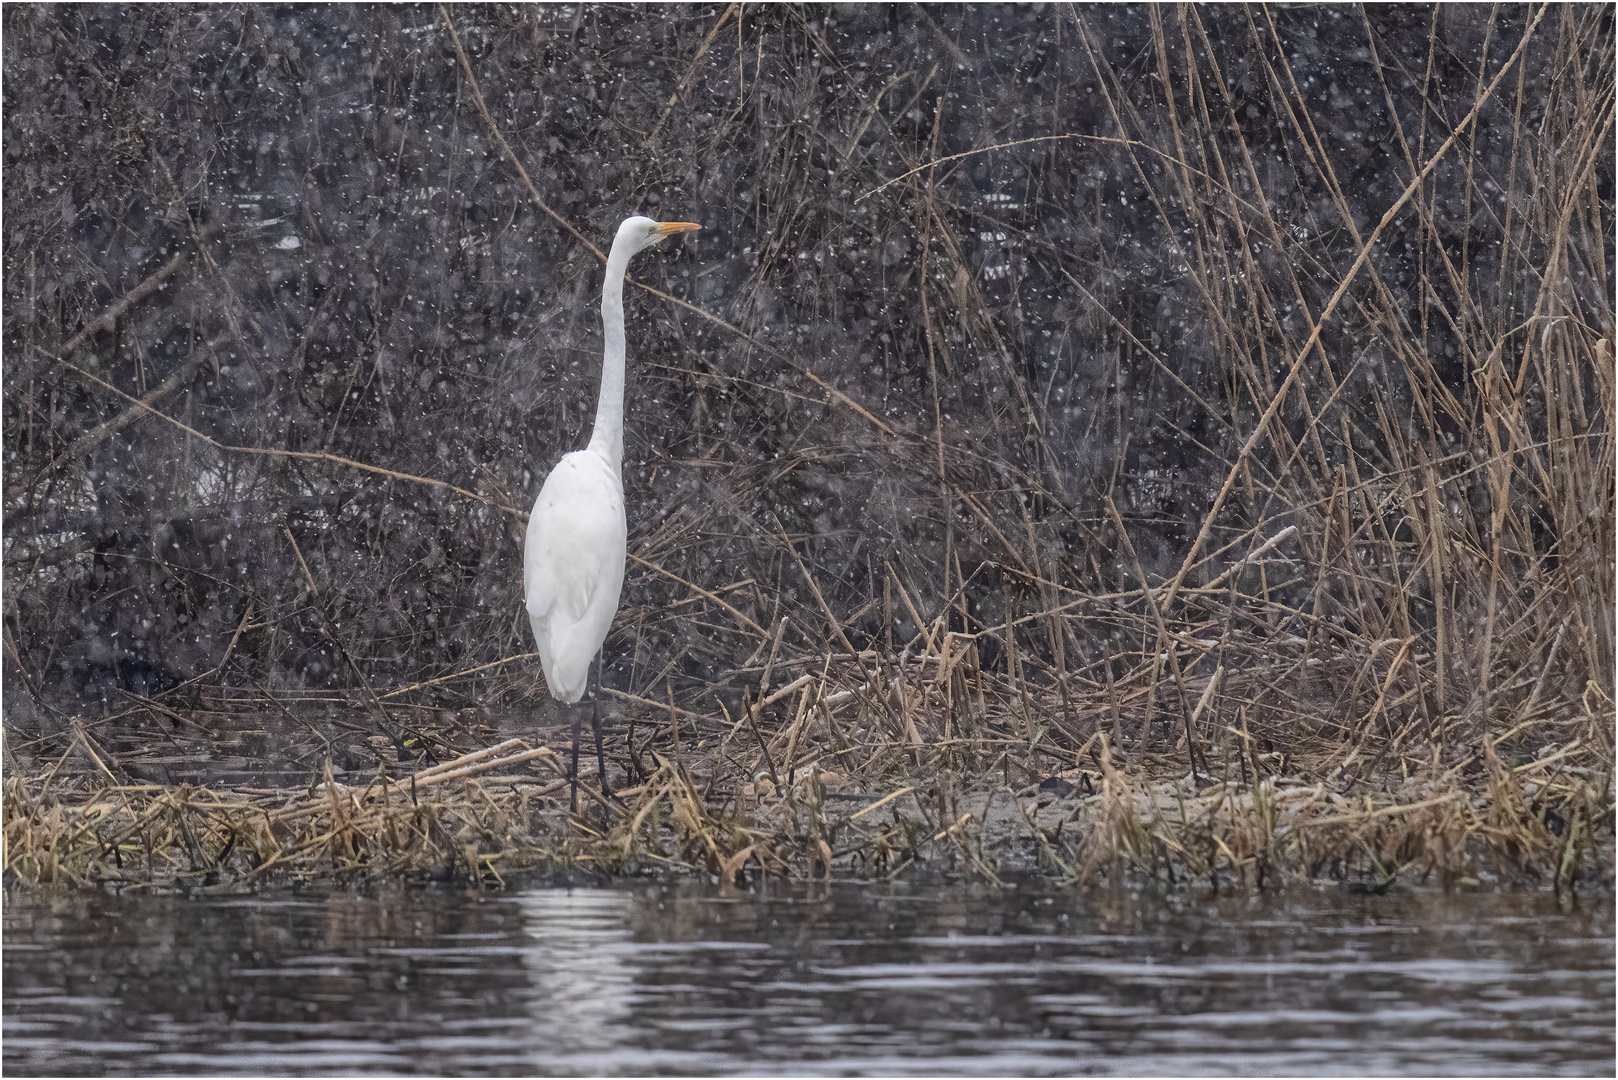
left=3, top=632, right=1610, bottom=893
left=4, top=5, right=1613, bottom=895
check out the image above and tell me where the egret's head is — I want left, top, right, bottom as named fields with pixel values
left=619, top=215, right=701, bottom=254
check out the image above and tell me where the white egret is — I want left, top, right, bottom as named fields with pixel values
left=525, top=215, right=700, bottom=809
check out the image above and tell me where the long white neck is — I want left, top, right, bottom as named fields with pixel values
left=586, top=236, right=636, bottom=471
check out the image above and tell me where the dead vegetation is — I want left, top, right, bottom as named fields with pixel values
left=3, top=7, right=1613, bottom=892
left=3, top=631, right=1609, bottom=893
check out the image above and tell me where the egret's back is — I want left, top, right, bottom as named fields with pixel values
left=524, top=449, right=627, bottom=703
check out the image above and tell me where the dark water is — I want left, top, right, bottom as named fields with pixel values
left=4, top=880, right=1612, bottom=1076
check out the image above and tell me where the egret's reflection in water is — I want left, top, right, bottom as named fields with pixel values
left=515, top=890, right=642, bottom=1068
left=4, top=880, right=1612, bottom=1076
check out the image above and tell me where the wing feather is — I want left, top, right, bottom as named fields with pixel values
left=522, top=451, right=628, bottom=702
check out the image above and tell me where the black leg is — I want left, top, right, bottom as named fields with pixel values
left=569, top=704, right=582, bottom=815
left=589, top=646, right=613, bottom=799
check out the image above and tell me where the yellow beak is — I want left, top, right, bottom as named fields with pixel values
left=652, top=221, right=702, bottom=236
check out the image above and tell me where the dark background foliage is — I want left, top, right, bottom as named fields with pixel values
left=4, top=4, right=1611, bottom=726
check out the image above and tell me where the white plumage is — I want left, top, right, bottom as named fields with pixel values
left=523, top=215, right=700, bottom=719
left=524, top=449, right=626, bottom=702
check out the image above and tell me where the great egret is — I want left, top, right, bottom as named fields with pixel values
left=525, top=215, right=700, bottom=810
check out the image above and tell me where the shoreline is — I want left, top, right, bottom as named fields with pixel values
left=5, top=665, right=1610, bottom=895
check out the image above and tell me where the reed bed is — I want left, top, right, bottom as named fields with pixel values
left=4, top=8, right=1613, bottom=892
left=5, top=624, right=1608, bottom=892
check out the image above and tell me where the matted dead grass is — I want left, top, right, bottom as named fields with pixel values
left=5, top=637, right=1609, bottom=893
